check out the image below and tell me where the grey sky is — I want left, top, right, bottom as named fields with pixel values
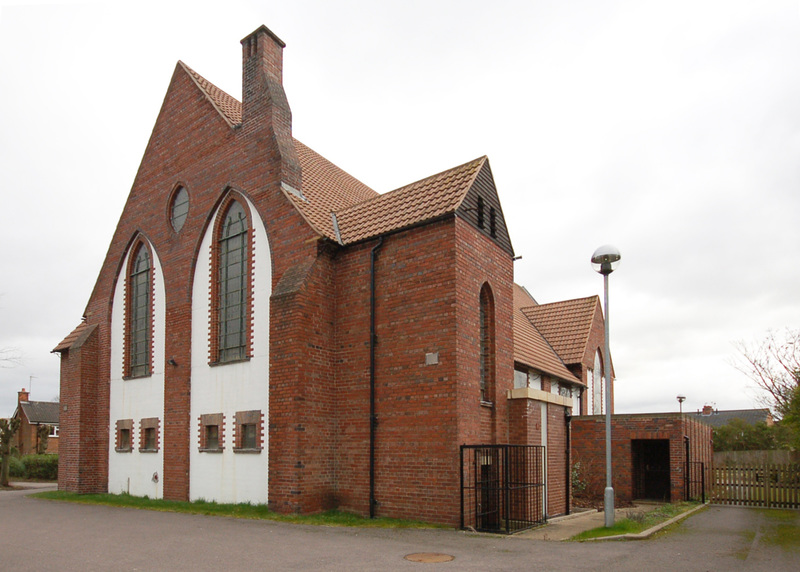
left=1, top=0, right=798, bottom=417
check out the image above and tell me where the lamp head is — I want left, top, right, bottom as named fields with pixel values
left=591, top=245, right=621, bottom=275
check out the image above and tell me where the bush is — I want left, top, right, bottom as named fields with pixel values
left=21, top=454, right=58, bottom=480
left=8, top=456, right=25, bottom=478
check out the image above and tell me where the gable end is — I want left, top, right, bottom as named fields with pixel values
left=456, top=161, right=514, bottom=256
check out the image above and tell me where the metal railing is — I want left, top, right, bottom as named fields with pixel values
left=460, top=444, right=545, bottom=534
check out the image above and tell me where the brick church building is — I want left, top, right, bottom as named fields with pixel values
left=54, top=25, right=610, bottom=527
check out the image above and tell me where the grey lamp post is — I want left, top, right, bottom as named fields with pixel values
left=591, top=244, right=621, bottom=528
left=677, top=395, right=686, bottom=414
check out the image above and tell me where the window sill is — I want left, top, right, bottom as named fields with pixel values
left=199, top=448, right=224, bottom=453
left=480, top=400, right=494, bottom=409
left=123, top=374, right=152, bottom=381
left=209, top=356, right=251, bottom=367
left=138, top=448, right=159, bottom=453
left=233, top=448, right=262, bottom=454
left=115, top=448, right=132, bottom=453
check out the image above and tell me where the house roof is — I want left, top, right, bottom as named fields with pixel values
left=53, top=321, right=97, bottom=353
left=18, top=401, right=60, bottom=425
left=182, top=62, right=489, bottom=245
left=513, top=284, right=582, bottom=386
left=691, top=408, right=772, bottom=429
left=522, top=296, right=600, bottom=365
left=334, top=157, right=486, bottom=244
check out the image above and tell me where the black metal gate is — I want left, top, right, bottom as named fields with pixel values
left=460, top=444, right=545, bottom=534
left=686, top=461, right=706, bottom=503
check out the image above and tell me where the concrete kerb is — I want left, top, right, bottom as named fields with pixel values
left=580, top=502, right=709, bottom=541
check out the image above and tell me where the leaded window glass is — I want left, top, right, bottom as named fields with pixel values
left=129, top=245, right=151, bottom=377
left=218, top=202, right=248, bottom=362
left=170, top=186, right=189, bottom=232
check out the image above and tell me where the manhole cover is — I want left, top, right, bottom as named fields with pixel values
left=404, top=553, right=455, bottom=563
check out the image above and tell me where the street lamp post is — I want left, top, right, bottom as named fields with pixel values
left=591, top=245, right=621, bottom=528
left=677, top=395, right=686, bottom=414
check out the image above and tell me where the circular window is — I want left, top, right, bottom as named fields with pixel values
left=170, top=186, right=189, bottom=232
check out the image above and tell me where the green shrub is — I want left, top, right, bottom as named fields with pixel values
left=22, top=454, right=58, bottom=480
left=8, top=456, right=25, bottom=478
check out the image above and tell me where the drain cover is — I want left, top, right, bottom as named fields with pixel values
left=404, top=553, right=455, bottom=563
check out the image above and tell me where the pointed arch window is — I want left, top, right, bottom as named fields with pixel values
left=479, top=284, right=495, bottom=404
left=128, top=243, right=151, bottom=377
left=216, top=200, right=250, bottom=363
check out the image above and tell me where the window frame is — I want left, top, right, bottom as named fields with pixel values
left=115, top=419, right=133, bottom=453
left=169, top=185, right=190, bottom=233
left=198, top=413, right=225, bottom=453
left=479, top=284, right=495, bottom=405
left=138, top=417, right=160, bottom=453
left=210, top=196, right=253, bottom=365
left=233, top=410, right=263, bottom=453
left=125, top=241, right=153, bottom=379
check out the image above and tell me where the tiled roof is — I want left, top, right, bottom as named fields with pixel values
left=53, top=321, right=97, bottom=352
left=513, top=285, right=581, bottom=385
left=19, top=401, right=60, bottom=425
left=523, top=297, right=600, bottom=365
left=181, top=64, right=491, bottom=244
left=334, top=157, right=486, bottom=244
left=691, top=408, right=772, bottom=428
left=289, top=141, right=379, bottom=239
left=181, top=62, right=242, bottom=125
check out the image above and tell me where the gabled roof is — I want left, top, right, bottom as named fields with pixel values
left=53, top=321, right=97, bottom=353
left=18, top=401, right=60, bottom=425
left=522, top=296, right=600, bottom=365
left=334, top=157, right=486, bottom=244
left=182, top=63, right=493, bottom=245
left=513, top=284, right=582, bottom=385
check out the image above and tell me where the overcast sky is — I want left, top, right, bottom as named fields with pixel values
left=1, top=0, right=798, bottom=418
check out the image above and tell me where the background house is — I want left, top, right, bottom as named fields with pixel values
left=691, top=405, right=774, bottom=428
left=12, top=388, right=59, bottom=455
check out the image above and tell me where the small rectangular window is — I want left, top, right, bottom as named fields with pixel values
left=234, top=410, right=262, bottom=453
left=477, top=196, right=485, bottom=229
left=489, top=207, right=496, bottom=238
left=115, top=419, right=133, bottom=452
left=120, top=429, right=131, bottom=450
left=242, top=424, right=257, bottom=449
left=206, top=425, right=220, bottom=449
left=139, top=417, right=159, bottom=452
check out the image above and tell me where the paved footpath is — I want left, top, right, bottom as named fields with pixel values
left=2, top=486, right=798, bottom=571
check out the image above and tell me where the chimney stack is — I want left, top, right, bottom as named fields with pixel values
left=18, top=388, right=29, bottom=404
left=240, top=25, right=301, bottom=190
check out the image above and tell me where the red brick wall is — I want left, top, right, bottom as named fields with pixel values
left=571, top=414, right=714, bottom=504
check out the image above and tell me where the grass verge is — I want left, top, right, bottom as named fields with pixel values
left=30, top=490, right=444, bottom=529
left=571, top=502, right=702, bottom=541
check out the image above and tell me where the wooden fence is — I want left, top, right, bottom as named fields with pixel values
left=711, top=463, right=800, bottom=509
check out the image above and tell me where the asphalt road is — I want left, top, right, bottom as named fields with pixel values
left=2, top=486, right=798, bottom=571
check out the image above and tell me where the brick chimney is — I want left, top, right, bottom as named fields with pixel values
left=18, top=388, right=29, bottom=404
left=240, top=25, right=301, bottom=189
left=701, top=404, right=714, bottom=416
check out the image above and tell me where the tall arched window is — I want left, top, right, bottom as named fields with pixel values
left=479, top=284, right=495, bottom=403
left=217, top=200, right=250, bottom=362
left=128, top=243, right=151, bottom=377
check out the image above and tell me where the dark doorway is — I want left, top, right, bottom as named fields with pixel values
left=632, top=439, right=671, bottom=501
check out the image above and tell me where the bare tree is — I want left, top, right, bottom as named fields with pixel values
left=732, top=328, right=800, bottom=418
left=0, top=346, right=21, bottom=368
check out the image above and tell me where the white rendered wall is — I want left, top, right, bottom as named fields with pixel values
left=190, top=195, right=270, bottom=504
left=108, top=241, right=165, bottom=498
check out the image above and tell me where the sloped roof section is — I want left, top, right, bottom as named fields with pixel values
left=53, top=322, right=97, bottom=353
left=180, top=64, right=377, bottom=240
left=289, top=141, right=379, bottom=239
left=522, top=297, right=600, bottom=365
left=181, top=62, right=242, bottom=126
left=20, top=401, right=60, bottom=425
left=691, top=408, right=772, bottom=429
left=513, top=285, right=581, bottom=385
left=335, top=157, right=486, bottom=244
